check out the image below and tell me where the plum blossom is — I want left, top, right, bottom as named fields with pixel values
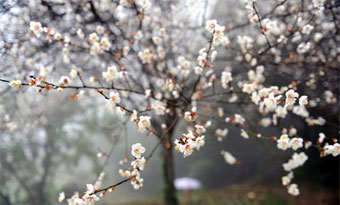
left=221, top=150, right=237, bottom=165
left=29, top=21, right=43, bottom=37
left=195, top=125, right=206, bottom=134
left=324, top=143, right=340, bottom=157
left=288, top=184, right=300, bottom=196
left=131, top=157, right=146, bottom=170
left=283, top=152, right=308, bottom=172
left=237, top=35, right=254, bottom=52
left=289, top=138, right=303, bottom=150
left=174, top=130, right=205, bottom=157
left=318, top=132, right=326, bottom=144
left=240, top=129, right=249, bottom=139
left=58, top=192, right=65, bottom=202
left=297, top=42, right=311, bottom=54
left=221, top=71, right=232, bottom=88
left=299, top=95, right=308, bottom=106
left=205, top=19, right=218, bottom=33
left=8, top=80, right=22, bottom=88
left=131, top=143, right=145, bottom=158
left=138, top=49, right=154, bottom=64
left=184, top=107, right=197, bottom=122
left=302, top=24, right=314, bottom=35
left=195, top=136, right=205, bottom=150
left=281, top=172, right=294, bottom=186
left=285, top=89, right=299, bottom=108
left=242, top=83, right=256, bottom=94
left=137, top=116, right=151, bottom=133
left=119, top=169, right=131, bottom=177
left=102, top=65, right=119, bottom=81
left=89, top=33, right=99, bottom=42
left=131, top=176, right=144, bottom=190
left=215, top=128, right=228, bottom=141
left=275, top=106, right=288, bottom=118
left=59, top=76, right=71, bottom=86
left=277, top=134, right=290, bottom=150
left=152, top=100, right=166, bottom=115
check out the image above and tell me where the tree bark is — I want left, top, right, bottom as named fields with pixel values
left=161, top=126, right=178, bottom=205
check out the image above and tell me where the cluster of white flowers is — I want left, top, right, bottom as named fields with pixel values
left=6, top=121, right=18, bottom=131
left=287, top=183, right=300, bottom=196
left=130, top=143, right=146, bottom=189
left=262, top=18, right=280, bottom=35
left=93, top=172, right=106, bottom=193
left=134, top=31, right=143, bottom=41
left=324, top=90, right=336, bottom=103
left=225, top=114, right=245, bottom=126
left=281, top=172, right=293, bottom=186
left=221, top=71, right=232, bottom=89
left=279, top=151, right=307, bottom=195
left=100, top=37, right=111, bottom=51
left=151, top=100, right=166, bottom=115
left=105, top=91, right=121, bottom=112
left=184, top=107, right=197, bottom=122
left=196, top=48, right=207, bottom=71
left=174, top=129, right=206, bottom=157
left=29, top=21, right=43, bottom=37
left=237, top=35, right=254, bottom=52
left=306, top=116, right=326, bottom=126
left=136, top=0, right=152, bottom=13
left=277, top=134, right=303, bottom=151
left=175, top=56, right=191, bottom=77
left=277, top=35, right=288, bottom=44
left=244, top=3, right=258, bottom=23
left=102, top=65, right=120, bottom=81
left=138, top=48, right=155, bottom=64
left=136, top=116, right=151, bottom=133
left=281, top=170, right=300, bottom=196
left=9, top=2, right=338, bottom=201
left=59, top=76, right=71, bottom=86
left=282, top=152, right=308, bottom=172
left=215, top=128, right=228, bottom=141
left=312, top=0, right=325, bottom=8
left=286, top=90, right=308, bottom=112
left=192, top=19, right=228, bottom=76
left=297, top=42, right=311, bottom=54
left=89, top=32, right=112, bottom=54
left=63, top=184, right=100, bottom=204
left=118, top=143, right=146, bottom=190
left=248, top=65, right=265, bottom=83
left=324, top=143, right=340, bottom=157
left=205, top=20, right=228, bottom=46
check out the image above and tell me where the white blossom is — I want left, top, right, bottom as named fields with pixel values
left=222, top=151, right=237, bottom=165
left=8, top=80, right=22, bottom=88
left=290, top=138, right=303, bottom=150
left=137, top=116, right=151, bottom=133
left=131, top=143, right=146, bottom=158
left=277, top=134, right=290, bottom=150
left=288, top=184, right=300, bottom=196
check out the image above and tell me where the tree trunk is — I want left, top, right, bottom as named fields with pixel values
left=161, top=129, right=178, bottom=205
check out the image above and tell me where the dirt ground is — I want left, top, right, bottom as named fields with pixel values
left=114, top=181, right=339, bottom=205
